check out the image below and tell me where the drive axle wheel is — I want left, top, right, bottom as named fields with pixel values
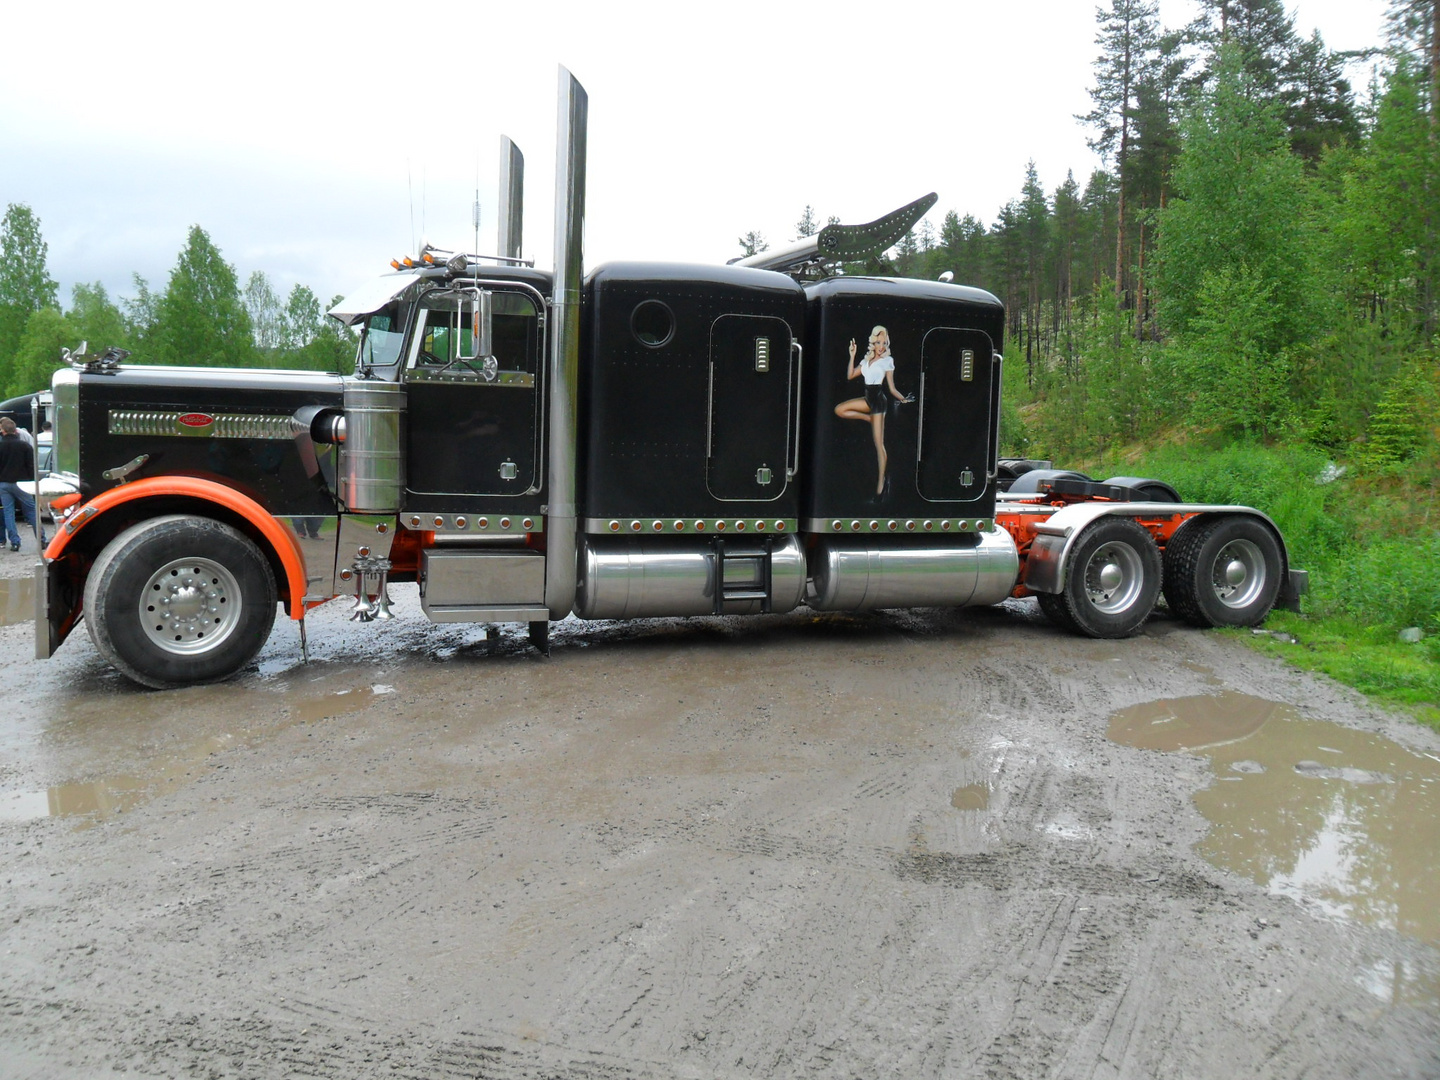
left=1042, top=517, right=1161, bottom=638
left=1163, top=515, right=1283, bottom=628
left=84, top=515, right=277, bottom=689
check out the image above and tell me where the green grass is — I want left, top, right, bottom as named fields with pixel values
left=1063, top=441, right=1440, bottom=727
left=1232, top=611, right=1440, bottom=729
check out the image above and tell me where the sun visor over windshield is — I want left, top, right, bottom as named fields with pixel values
left=327, top=271, right=423, bottom=326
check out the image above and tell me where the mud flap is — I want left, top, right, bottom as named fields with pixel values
left=34, top=559, right=81, bottom=660
left=1278, top=568, right=1308, bottom=613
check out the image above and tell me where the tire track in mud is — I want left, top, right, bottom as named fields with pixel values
left=5, top=609, right=1440, bottom=1079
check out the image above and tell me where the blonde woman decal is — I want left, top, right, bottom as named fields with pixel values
left=834, top=325, right=914, bottom=498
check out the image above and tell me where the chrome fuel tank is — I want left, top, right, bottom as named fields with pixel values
left=576, top=534, right=807, bottom=619
left=339, top=378, right=406, bottom=513
left=808, top=528, right=1019, bottom=611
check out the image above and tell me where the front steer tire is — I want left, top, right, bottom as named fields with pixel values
left=84, top=515, right=278, bottom=689
left=1162, top=515, right=1283, bottom=628
left=1041, top=517, right=1161, bottom=638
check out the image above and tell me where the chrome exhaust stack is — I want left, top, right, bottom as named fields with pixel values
left=497, top=135, right=524, bottom=262
left=543, top=65, right=588, bottom=621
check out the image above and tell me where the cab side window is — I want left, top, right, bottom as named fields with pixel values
left=412, top=291, right=539, bottom=376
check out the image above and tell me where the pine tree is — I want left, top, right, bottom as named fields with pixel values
left=1283, top=31, right=1360, bottom=163
left=1079, top=170, right=1119, bottom=319
left=1052, top=172, right=1082, bottom=368
left=795, top=206, right=818, bottom=239
left=1189, top=0, right=1298, bottom=101
left=990, top=202, right=1027, bottom=380
left=1080, top=0, right=1160, bottom=313
left=1019, top=163, right=1050, bottom=377
left=894, top=229, right=921, bottom=278
left=736, top=231, right=767, bottom=257
left=1385, top=1, right=1438, bottom=336
left=1364, top=366, right=1425, bottom=465
left=1386, top=0, right=1438, bottom=123
left=939, top=211, right=988, bottom=288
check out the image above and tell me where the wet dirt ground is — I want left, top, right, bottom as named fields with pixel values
left=2, top=539, right=1438, bottom=1079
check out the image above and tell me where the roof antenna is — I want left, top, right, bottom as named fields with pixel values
left=407, top=159, right=416, bottom=255
left=473, top=148, right=482, bottom=259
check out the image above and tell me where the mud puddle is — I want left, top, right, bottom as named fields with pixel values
left=1110, top=692, right=1440, bottom=1003
left=0, top=670, right=395, bottom=826
left=0, top=575, right=35, bottom=626
left=950, top=783, right=990, bottom=810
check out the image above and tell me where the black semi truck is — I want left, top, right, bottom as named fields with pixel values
left=29, top=69, right=1304, bottom=688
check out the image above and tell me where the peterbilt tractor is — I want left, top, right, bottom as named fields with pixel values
left=28, top=69, right=1306, bottom=689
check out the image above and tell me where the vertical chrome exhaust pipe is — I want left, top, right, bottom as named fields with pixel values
left=497, top=135, right=524, bottom=261
left=544, top=65, right=587, bottom=620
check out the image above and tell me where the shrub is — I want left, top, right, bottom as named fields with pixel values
left=1135, top=443, right=1353, bottom=571
left=1314, top=534, right=1440, bottom=635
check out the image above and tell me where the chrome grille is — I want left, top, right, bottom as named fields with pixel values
left=107, top=411, right=293, bottom=440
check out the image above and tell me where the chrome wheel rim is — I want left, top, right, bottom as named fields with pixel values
left=139, top=557, right=242, bottom=655
left=1211, top=538, right=1266, bottom=609
left=1082, top=541, right=1145, bottom=614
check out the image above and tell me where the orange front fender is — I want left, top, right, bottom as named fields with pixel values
left=46, top=477, right=311, bottom=620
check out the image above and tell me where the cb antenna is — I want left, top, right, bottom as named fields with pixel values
left=407, top=159, right=416, bottom=254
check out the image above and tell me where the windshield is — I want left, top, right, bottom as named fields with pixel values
left=358, top=302, right=412, bottom=375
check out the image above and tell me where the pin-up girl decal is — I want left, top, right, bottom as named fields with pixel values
left=835, top=325, right=914, bottom=498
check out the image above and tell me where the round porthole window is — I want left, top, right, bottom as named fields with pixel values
left=630, top=299, right=675, bottom=348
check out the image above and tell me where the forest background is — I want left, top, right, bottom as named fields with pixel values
left=0, top=0, right=1436, bottom=718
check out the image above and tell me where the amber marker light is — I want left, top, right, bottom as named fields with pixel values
left=390, top=259, right=402, bottom=270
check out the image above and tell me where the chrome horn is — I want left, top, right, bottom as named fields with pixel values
left=347, top=556, right=395, bottom=622
left=371, top=562, right=396, bottom=621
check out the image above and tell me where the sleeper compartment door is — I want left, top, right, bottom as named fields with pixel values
left=405, top=291, right=542, bottom=497
left=707, top=314, right=794, bottom=502
left=916, top=327, right=994, bottom=502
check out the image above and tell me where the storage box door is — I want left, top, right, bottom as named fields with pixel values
left=916, top=327, right=994, bottom=502
left=707, top=314, right=795, bottom=502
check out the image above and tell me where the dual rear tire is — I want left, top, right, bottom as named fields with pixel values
left=1162, top=516, right=1283, bottom=628
left=1038, top=514, right=1283, bottom=638
left=1037, top=518, right=1162, bottom=638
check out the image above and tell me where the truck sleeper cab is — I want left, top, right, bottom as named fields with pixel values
left=30, top=68, right=1305, bottom=688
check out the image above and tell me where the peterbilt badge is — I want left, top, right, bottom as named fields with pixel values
left=176, top=412, right=216, bottom=436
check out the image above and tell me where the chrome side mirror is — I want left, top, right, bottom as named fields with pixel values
left=459, top=290, right=494, bottom=362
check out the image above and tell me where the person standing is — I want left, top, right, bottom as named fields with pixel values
left=0, top=418, right=45, bottom=552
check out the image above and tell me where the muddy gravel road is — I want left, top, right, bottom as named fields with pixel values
left=1, top=541, right=1438, bottom=1079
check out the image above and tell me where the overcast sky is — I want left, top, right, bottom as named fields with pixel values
left=0, top=0, right=1391, bottom=314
